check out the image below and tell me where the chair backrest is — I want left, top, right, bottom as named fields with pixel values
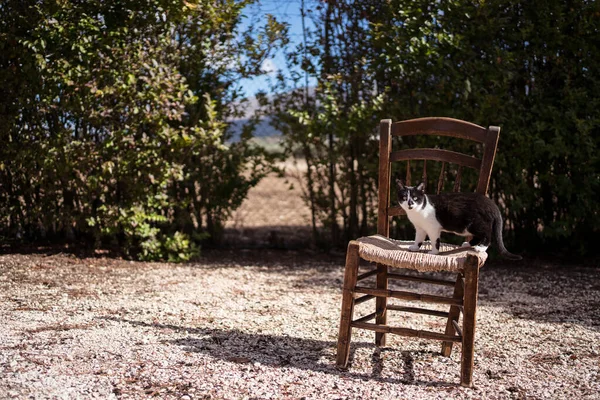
left=378, top=117, right=500, bottom=237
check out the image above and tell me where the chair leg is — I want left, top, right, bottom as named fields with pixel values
left=336, top=242, right=360, bottom=367
left=441, top=273, right=465, bottom=356
left=375, top=263, right=388, bottom=346
left=460, top=255, right=480, bottom=388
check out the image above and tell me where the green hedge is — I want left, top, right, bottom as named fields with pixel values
left=372, top=0, right=600, bottom=256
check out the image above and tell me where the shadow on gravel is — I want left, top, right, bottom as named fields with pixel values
left=196, top=251, right=600, bottom=332
left=199, top=247, right=346, bottom=270
left=0, top=243, right=120, bottom=258
left=221, top=226, right=314, bottom=250
left=105, top=317, right=460, bottom=388
left=476, top=262, right=600, bottom=332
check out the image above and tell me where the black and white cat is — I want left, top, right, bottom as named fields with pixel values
left=396, top=179, right=522, bottom=260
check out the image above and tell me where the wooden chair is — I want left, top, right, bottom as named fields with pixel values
left=336, top=117, right=501, bottom=387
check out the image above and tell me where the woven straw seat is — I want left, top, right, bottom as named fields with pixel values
left=356, top=235, right=487, bottom=273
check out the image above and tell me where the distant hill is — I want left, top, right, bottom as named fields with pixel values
left=229, top=116, right=281, bottom=141
left=227, top=87, right=313, bottom=141
left=228, top=93, right=280, bottom=141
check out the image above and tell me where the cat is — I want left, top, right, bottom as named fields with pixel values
left=396, top=179, right=522, bottom=260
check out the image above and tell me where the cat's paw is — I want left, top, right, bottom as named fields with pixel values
left=428, top=249, right=440, bottom=255
left=473, top=245, right=489, bottom=253
left=461, top=242, right=470, bottom=247
left=408, top=244, right=420, bottom=251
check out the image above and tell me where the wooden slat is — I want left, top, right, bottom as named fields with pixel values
left=452, top=320, right=463, bottom=337
left=376, top=263, right=388, bottom=346
left=460, top=254, right=480, bottom=387
left=391, top=117, right=488, bottom=143
left=354, top=294, right=375, bottom=305
left=387, top=305, right=450, bottom=318
left=351, top=321, right=462, bottom=343
left=421, top=160, right=427, bottom=189
left=442, top=274, right=466, bottom=357
left=406, top=160, right=411, bottom=186
left=387, top=272, right=456, bottom=287
left=353, top=312, right=377, bottom=324
left=390, top=149, right=481, bottom=170
left=357, top=269, right=377, bottom=281
left=354, top=286, right=463, bottom=306
left=378, top=120, right=392, bottom=236
left=453, top=166, right=463, bottom=192
left=437, top=161, right=446, bottom=194
left=476, top=126, right=500, bottom=195
left=376, top=119, right=392, bottom=348
left=337, top=242, right=360, bottom=367
left=387, top=206, right=406, bottom=217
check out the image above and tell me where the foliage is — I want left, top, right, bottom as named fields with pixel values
left=370, top=0, right=600, bottom=255
left=0, top=0, right=286, bottom=260
left=2, top=0, right=597, bottom=257
left=276, top=0, right=599, bottom=256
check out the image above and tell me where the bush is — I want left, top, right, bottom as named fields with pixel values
left=0, top=0, right=285, bottom=260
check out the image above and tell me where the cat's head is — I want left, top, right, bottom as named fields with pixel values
left=396, top=179, right=426, bottom=211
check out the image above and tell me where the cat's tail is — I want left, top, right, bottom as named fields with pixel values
left=493, top=212, right=523, bottom=261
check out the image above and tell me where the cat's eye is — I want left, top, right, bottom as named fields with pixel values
left=413, top=197, right=417, bottom=200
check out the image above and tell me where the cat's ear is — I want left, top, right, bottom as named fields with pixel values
left=395, top=178, right=405, bottom=190
left=416, top=182, right=426, bottom=192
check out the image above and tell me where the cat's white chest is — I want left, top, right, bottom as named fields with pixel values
left=405, top=202, right=441, bottom=232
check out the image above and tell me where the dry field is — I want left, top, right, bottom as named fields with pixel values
left=223, top=160, right=314, bottom=250
left=1, top=170, right=600, bottom=399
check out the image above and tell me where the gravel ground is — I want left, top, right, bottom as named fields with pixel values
left=1, top=249, right=599, bottom=399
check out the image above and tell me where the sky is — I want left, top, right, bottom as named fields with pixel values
left=237, top=0, right=318, bottom=98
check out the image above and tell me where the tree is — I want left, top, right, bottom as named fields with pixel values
left=277, top=0, right=599, bottom=256
left=272, top=0, right=385, bottom=247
